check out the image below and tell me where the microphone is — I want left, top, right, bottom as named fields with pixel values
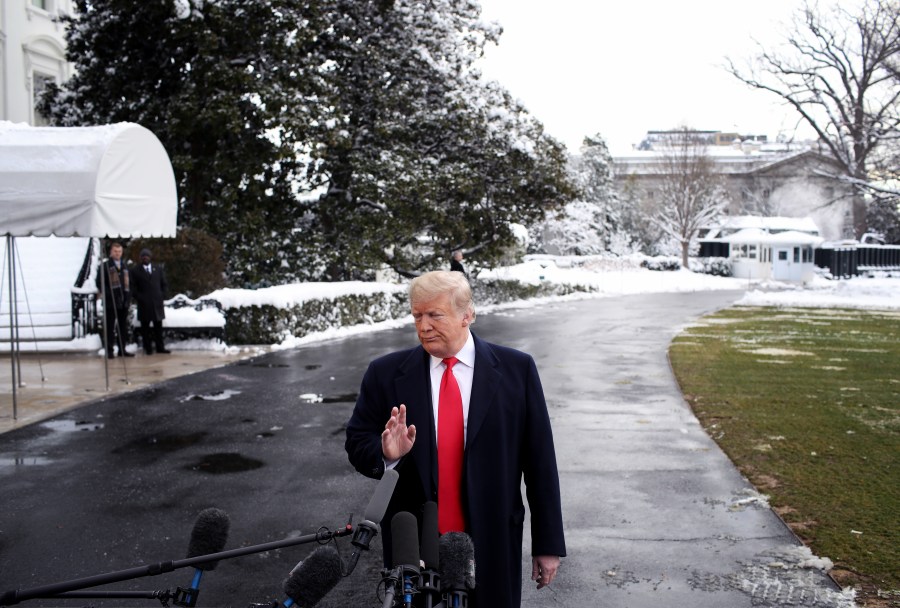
left=439, top=532, right=475, bottom=608
left=282, top=546, right=343, bottom=607
left=347, top=468, right=399, bottom=574
left=418, top=502, right=440, bottom=608
left=382, top=512, right=420, bottom=608
left=181, top=508, right=230, bottom=606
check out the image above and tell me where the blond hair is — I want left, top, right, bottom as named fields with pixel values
left=409, top=270, right=475, bottom=321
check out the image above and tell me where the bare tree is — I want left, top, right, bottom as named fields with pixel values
left=651, top=129, right=730, bottom=267
left=727, top=0, right=900, bottom=237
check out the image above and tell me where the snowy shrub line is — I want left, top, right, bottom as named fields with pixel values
left=640, top=256, right=682, bottom=272
left=690, top=257, right=733, bottom=277
left=217, top=278, right=595, bottom=344
left=222, top=291, right=409, bottom=344
left=472, top=277, right=594, bottom=305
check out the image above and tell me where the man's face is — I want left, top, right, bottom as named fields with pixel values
left=141, top=254, right=151, bottom=265
left=412, top=292, right=470, bottom=359
left=109, top=245, right=122, bottom=261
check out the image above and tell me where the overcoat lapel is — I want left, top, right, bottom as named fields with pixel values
left=466, top=334, right=501, bottom=449
left=393, top=346, right=436, bottom=497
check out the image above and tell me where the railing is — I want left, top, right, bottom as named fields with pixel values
left=71, top=291, right=99, bottom=338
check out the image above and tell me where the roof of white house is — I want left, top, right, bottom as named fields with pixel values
left=610, top=146, right=833, bottom=177
left=717, top=215, right=820, bottom=234
left=720, top=228, right=824, bottom=246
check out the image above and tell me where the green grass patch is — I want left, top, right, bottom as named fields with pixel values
left=669, top=306, right=900, bottom=604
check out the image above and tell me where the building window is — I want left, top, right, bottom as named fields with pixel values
left=793, top=247, right=800, bottom=263
left=778, top=250, right=788, bottom=261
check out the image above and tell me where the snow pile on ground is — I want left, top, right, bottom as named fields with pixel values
left=481, top=256, right=750, bottom=294
left=206, top=281, right=406, bottom=309
left=738, top=276, right=900, bottom=310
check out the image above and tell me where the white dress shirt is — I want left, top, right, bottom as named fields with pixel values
left=428, top=331, right=475, bottom=445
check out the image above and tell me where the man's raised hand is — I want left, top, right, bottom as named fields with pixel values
left=382, top=404, right=416, bottom=461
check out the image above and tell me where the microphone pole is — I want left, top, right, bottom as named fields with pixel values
left=418, top=502, right=441, bottom=608
left=346, top=469, right=399, bottom=575
left=382, top=512, right=420, bottom=608
left=179, top=507, right=230, bottom=607
left=439, top=532, right=475, bottom=608
left=0, top=525, right=352, bottom=606
left=281, top=546, right=343, bottom=608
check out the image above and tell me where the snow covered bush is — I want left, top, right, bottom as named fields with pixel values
left=640, top=256, right=682, bottom=271
left=690, top=257, right=732, bottom=277
left=472, top=277, right=595, bottom=305
left=222, top=291, right=409, bottom=344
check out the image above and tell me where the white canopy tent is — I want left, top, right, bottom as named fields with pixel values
left=0, top=121, right=178, bottom=419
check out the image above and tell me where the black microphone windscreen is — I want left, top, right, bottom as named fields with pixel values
left=186, top=508, right=230, bottom=571
left=364, top=469, right=399, bottom=523
left=420, top=502, right=439, bottom=570
left=390, top=511, right=420, bottom=569
left=282, top=546, right=342, bottom=607
left=439, top=532, right=475, bottom=591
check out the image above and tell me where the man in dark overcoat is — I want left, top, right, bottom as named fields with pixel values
left=130, top=248, right=170, bottom=355
left=95, top=241, right=134, bottom=358
left=345, top=271, right=565, bottom=608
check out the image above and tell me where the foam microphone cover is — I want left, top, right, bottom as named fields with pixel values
left=439, top=532, right=475, bottom=591
left=186, top=507, right=230, bottom=571
left=282, top=546, right=343, bottom=607
left=390, top=511, right=421, bottom=569
left=420, top=502, right=439, bottom=570
left=364, top=468, right=399, bottom=523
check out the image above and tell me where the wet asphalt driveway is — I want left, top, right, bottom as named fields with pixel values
left=0, top=291, right=853, bottom=608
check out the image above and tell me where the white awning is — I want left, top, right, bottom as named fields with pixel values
left=0, top=121, right=178, bottom=237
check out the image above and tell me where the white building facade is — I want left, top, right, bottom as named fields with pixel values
left=613, top=139, right=858, bottom=242
left=1, top=0, right=73, bottom=125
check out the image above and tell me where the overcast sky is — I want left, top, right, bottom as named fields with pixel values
left=476, top=0, right=820, bottom=153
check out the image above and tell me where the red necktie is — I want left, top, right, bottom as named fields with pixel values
left=438, top=357, right=466, bottom=533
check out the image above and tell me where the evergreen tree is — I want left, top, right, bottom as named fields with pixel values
left=46, top=0, right=573, bottom=283
left=301, top=0, right=573, bottom=278
left=45, top=0, right=329, bottom=286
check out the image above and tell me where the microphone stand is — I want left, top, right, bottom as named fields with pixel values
left=0, top=522, right=354, bottom=606
left=379, top=566, right=419, bottom=608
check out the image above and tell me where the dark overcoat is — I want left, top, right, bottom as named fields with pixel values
left=130, top=264, right=167, bottom=323
left=345, top=333, right=566, bottom=608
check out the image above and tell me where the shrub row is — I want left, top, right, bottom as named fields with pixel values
left=220, top=278, right=594, bottom=344
left=222, top=291, right=409, bottom=344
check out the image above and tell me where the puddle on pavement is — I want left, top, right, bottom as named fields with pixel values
left=299, top=392, right=357, bottom=404
left=321, top=393, right=358, bottom=403
left=112, top=432, right=207, bottom=454
left=185, top=452, right=264, bottom=474
left=40, top=419, right=105, bottom=432
left=0, top=456, right=53, bottom=466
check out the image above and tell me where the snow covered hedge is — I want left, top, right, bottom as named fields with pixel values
left=220, top=290, right=409, bottom=345
left=204, top=277, right=594, bottom=345
left=473, top=277, right=594, bottom=304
